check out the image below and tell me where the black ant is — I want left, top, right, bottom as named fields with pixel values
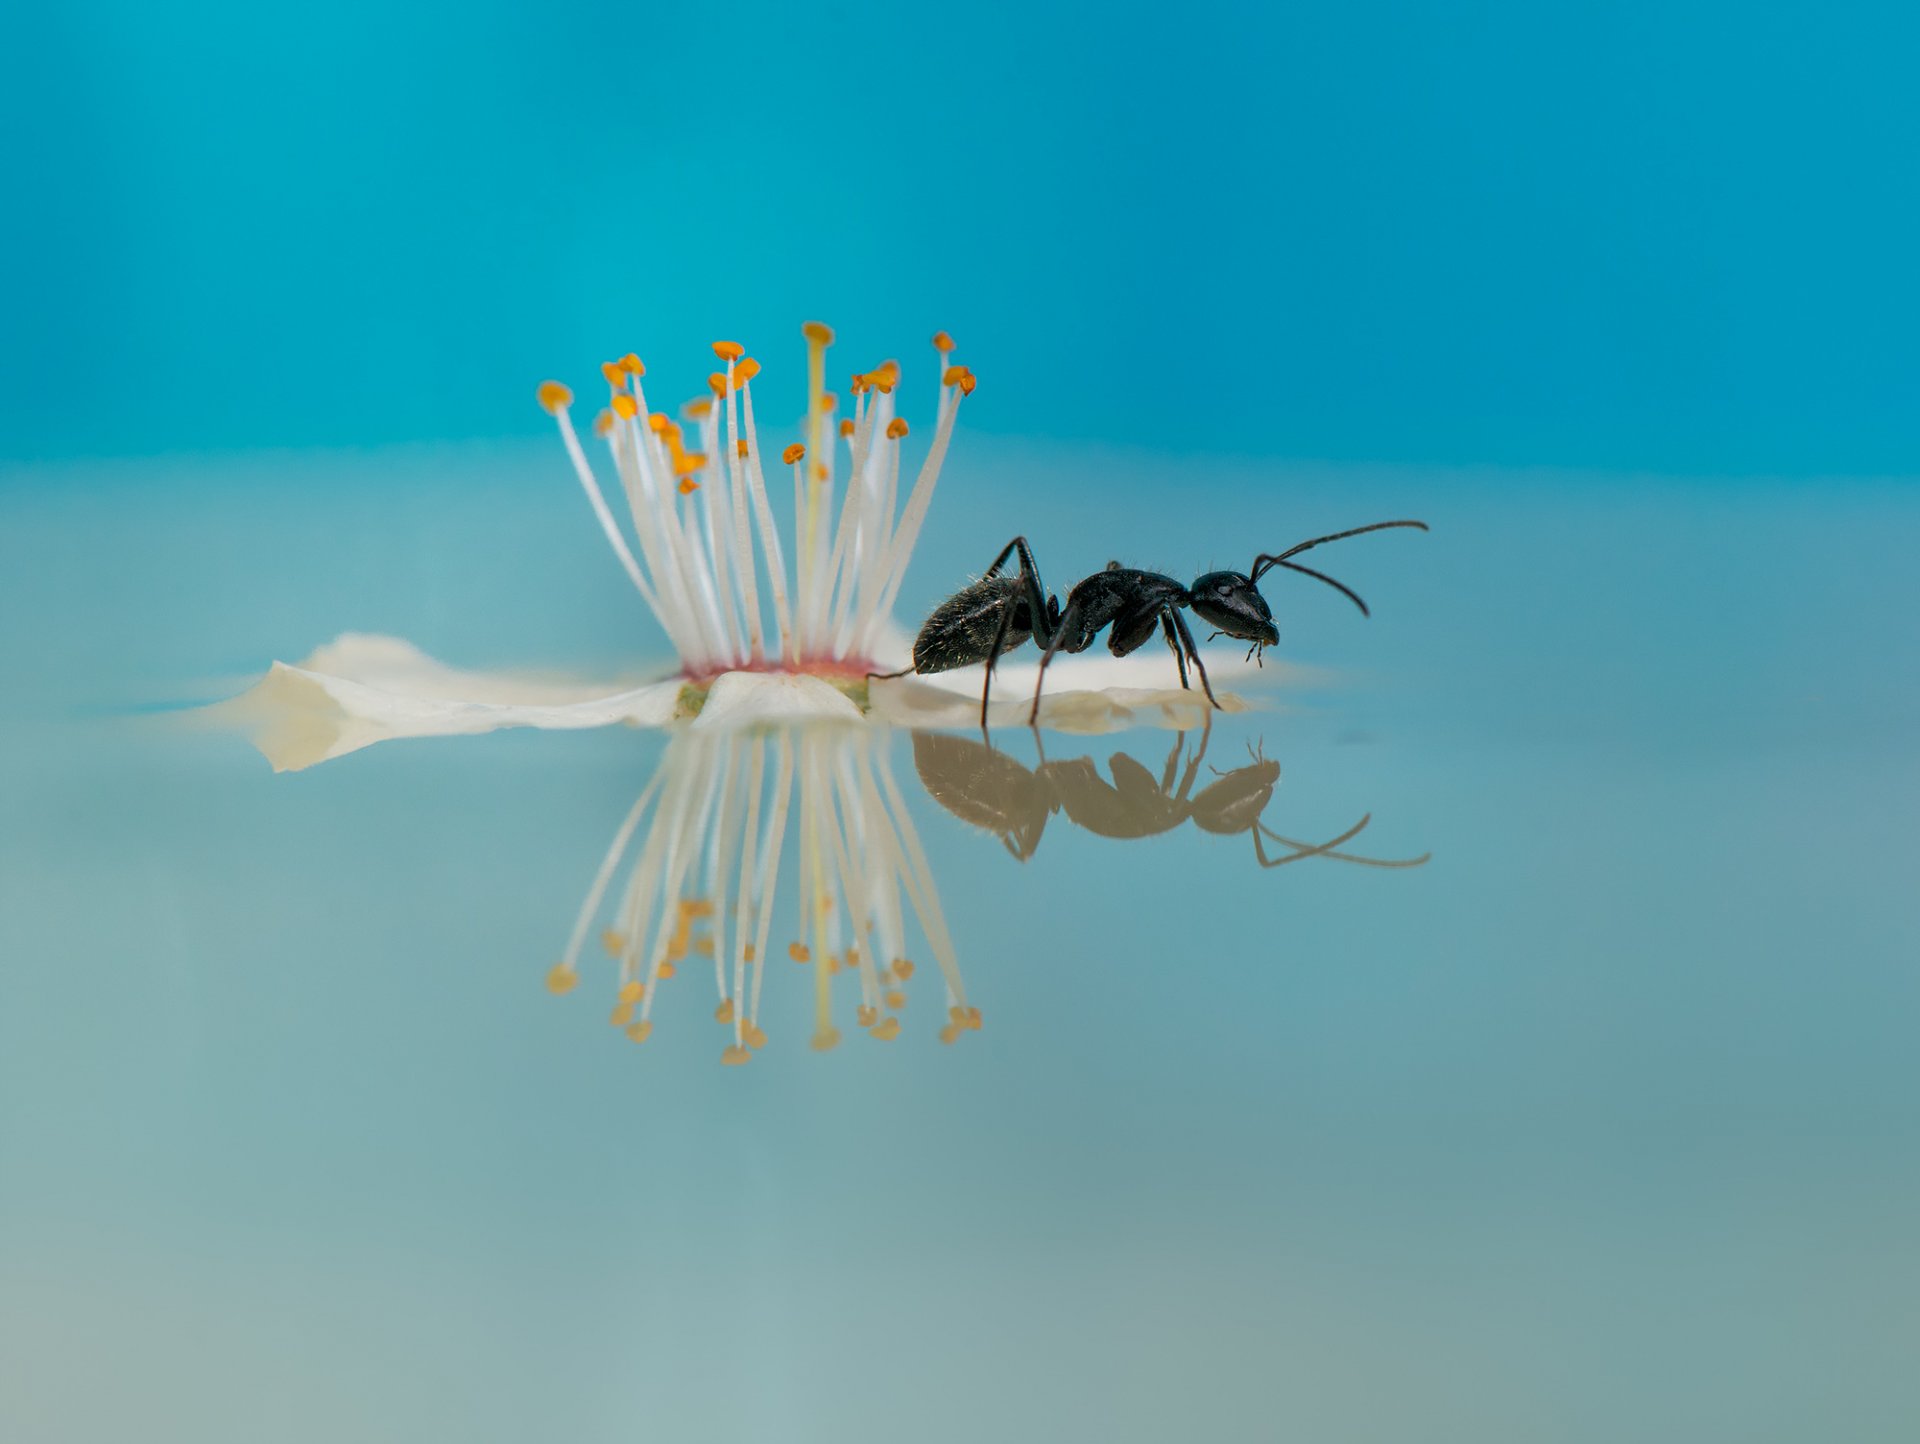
left=876, top=521, right=1428, bottom=727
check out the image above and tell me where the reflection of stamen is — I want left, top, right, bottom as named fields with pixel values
left=549, top=731, right=972, bottom=1061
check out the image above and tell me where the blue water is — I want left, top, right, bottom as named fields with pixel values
left=3, top=440, right=1916, bottom=1440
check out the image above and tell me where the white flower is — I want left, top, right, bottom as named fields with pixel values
left=213, top=323, right=1271, bottom=770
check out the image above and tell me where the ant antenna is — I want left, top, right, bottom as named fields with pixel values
left=1248, top=519, right=1428, bottom=616
left=1250, top=520, right=1427, bottom=579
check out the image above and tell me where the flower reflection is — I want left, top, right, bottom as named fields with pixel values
left=548, top=724, right=1427, bottom=1063
left=547, top=726, right=977, bottom=1061
left=913, top=729, right=1431, bottom=869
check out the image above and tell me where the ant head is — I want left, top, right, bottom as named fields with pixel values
left=1188, top=571, right=1278, bottom=648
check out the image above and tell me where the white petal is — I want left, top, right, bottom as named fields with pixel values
left=211, top=637, right=685, bottom=772
left=208, top=631, right=1308, bottom=772
left=867, top=648, right=1302, bottom=731
left=690, top=671, right=865, bottom=730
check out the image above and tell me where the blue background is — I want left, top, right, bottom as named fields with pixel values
left=4, top=0, right=1916, bottom=474
left=5, top=6, right=1920, bottom=1440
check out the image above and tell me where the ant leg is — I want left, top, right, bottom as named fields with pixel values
left=1160, top=730, right=1181, bottom=789
left=1027, top=599, right=1081, bottom=727
left=1168, top=609, right=1219, bottom=709
left=984, top=537, right=1057, bottom=650
left=978, top=588, right=1023, bottom=732
left=1158, top=612, right=1192, bottom=691
left=865, top=665, right=914, bottom=683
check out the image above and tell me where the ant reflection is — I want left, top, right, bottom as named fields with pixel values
left=913, top=728, right=1430, bottom=870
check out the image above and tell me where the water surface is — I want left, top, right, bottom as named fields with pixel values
left=2, top=443, right=1917, bottom=1442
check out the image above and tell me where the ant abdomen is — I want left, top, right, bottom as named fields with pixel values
left=911, top=576, right=1036, bottom=674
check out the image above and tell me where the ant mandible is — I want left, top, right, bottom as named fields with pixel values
left=881, top=520, right=1428, bottom=727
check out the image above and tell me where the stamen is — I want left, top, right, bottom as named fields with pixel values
left=548, top=323, right=970, bottom=683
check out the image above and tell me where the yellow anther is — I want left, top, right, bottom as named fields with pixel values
left=857, top=1004, right=878, bottom=1028
left=788, top=942, right=810, bottom=963
left=600, top=360, right=625, bottom=387
left=593, top=410, right=614, bottom=437
left=966, top=1007, right=984, bottom=1030
left=715, top=999, right=735, bottom=1024
left=811, top=1026, right=842, bottom=1052
left=711, top=340, right=745, bottom=361
left=838, top=418, right=855, bottom=437
left=678, top=477, right=700, bottom=495
left=745, top=1023, right=767, bottom=1049
left=536, top=381, right=572, bottom=414
left=782, top=443, right=806, bottom=465
left=954, top=368, right=977, bottom=396
left=819, top=391, right=837, bottom=412
left=620, top=352, right=646, bottom=376
left=707, top=372, right=729, bottom=396
left=735, top=438, right=749, bottom=458
left=545, top=962, right=578, bottom=995
left=693, top=936, right=715, bottom=958
left=626, top=1020, right=653, bottom=1043
left=742, top=944, right=757, bottom=963
left=891, top=958, right=915, bottom=979
left=886, top=417, right=910, bottom=440
left=611, top=392, right=639, bottom=420
left=871, top=1017, right=901, bottom=1041
left=938, top=1025, right=960, bottom=1045
left=932, top=330, right=956, bottom=353
left=673, top=451, right=706, bottom=476
left=656, top=960, right=678, bottom=979
left=884, top=989, right=907, bottom=1010
left=735, top=357, right=761, bottom=384
left=618, top=980, right=644, bottom=1004
left=827, top=954, right=842, bottom=975
left=846, top=947, right=860, bottom=965
left=802, top=320, right=835, bottom=345
left=610, top=1001, right=634, bottom=1027
left=942, top=365, right=969, bottom=387
left=812, top=463, right=828, bottom=480
left=849, top=373, right=868, bottom=396
left=647, top=412, right=675, bottom=434
left=684, top=397, right=713, bottom=418
left=721, top=1044, right=752, bottom=1066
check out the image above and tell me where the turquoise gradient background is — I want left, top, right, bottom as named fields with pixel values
left=4, top=4, right=1920, bottom=1442
left=4, top=0, right=1918, bottom=472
